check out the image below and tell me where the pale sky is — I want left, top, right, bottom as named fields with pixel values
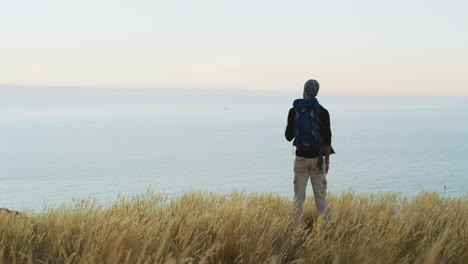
left=1, top=0, right=467, bottom=95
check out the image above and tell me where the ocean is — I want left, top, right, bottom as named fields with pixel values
left=1, top=87, right=467, bottom=210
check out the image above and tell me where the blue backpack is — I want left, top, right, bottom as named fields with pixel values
left=293, top=97, right=325, bottom=168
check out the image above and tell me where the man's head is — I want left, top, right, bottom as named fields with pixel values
left=303, top=79, right=320, bottom=98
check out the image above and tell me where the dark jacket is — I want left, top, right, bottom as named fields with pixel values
left=285, top=105, right=334, bottom=158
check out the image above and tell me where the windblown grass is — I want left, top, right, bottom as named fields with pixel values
left=1, top=190, right=467, bottom=264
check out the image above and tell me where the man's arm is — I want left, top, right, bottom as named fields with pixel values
left=320, top=107, right=332, bottom=172
left=285, top=108, right=295, bottom=141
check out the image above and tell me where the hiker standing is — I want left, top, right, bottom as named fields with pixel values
left=285, top=79, right=333, bottom=223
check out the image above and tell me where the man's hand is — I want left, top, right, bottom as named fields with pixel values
left=324, top=146, right=331, bottom=174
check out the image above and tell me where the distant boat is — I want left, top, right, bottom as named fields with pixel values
left=224, top=107, right=230, bottom=110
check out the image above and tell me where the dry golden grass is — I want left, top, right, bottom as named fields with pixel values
left=0, top=190, right=467, bottom=264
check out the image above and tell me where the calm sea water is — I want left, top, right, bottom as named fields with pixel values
left=1, top=87, right=467, bottom=210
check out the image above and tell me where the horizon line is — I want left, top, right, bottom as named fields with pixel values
left=1, top=84, right=467, bottom=97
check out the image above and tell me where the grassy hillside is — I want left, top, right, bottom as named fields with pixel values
left=1, top=190, right=467, bottom=264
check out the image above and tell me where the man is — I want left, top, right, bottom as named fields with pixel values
left=285, top=79, right=333, bottom=224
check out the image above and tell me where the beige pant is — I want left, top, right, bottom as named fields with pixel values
left=294, top=156, right=331, bottom=223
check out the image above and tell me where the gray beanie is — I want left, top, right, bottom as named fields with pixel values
left=304, top=79, right=320, bottom=97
